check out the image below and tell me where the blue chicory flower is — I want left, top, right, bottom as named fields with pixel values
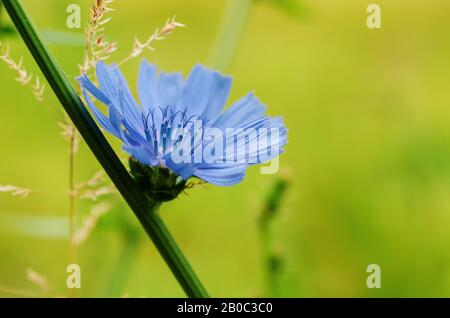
left=78, top=60, right=287, bottom=187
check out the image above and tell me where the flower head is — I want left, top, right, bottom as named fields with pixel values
left=78, top=60, right=287, bottom=199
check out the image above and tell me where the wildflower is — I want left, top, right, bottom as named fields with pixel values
left=78, top=60, right=287, bottom=201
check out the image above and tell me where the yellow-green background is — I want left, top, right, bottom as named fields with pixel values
left=1, top=0, right=450, bottom=297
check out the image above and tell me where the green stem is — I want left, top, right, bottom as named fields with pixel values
left=207, top=0, right=252, bottom=71
left=259, top=177, right=289, bottom=297
left=2, top=0, right=208, bottom=298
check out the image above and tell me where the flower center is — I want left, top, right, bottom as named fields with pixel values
left=141, top=106, right=197, bottom=157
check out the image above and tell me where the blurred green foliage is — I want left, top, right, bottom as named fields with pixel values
left=256, top=0, right=308, bottom=19
left=1, top=0, right=450, bottom=297
left=0, top=2, right=16, bottom=37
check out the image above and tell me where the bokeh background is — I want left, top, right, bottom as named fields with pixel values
left=1, top=0, right=450, bottom=297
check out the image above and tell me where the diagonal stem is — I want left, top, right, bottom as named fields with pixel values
left=2, top=0, right=208, bottom=298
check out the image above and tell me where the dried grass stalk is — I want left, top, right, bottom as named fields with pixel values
left=119, top=16, right=185, bottom=65
left=73, top=202, right=110, bottom=245
left=0, top=41, right=45, bottom=102
left=26, top=268, right=49, bottom=293
left=0, top=184, right=31, bottom=197
left=79, top=0, right=117, bottom=73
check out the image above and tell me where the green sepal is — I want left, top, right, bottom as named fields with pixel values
left=129, top=157, right=186, bottom=203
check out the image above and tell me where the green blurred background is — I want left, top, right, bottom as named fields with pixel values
left=1, top=0, right=450, bottom=297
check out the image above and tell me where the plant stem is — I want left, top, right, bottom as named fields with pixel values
left=2, top=0, right=208, bottom=298
left=207, top=0, right=252, bottom=71
left=259, top=216, right=275, bottom=296
left=259, top=177, right=289, bottom=297
left=68, top=123, right=76, bottom=298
